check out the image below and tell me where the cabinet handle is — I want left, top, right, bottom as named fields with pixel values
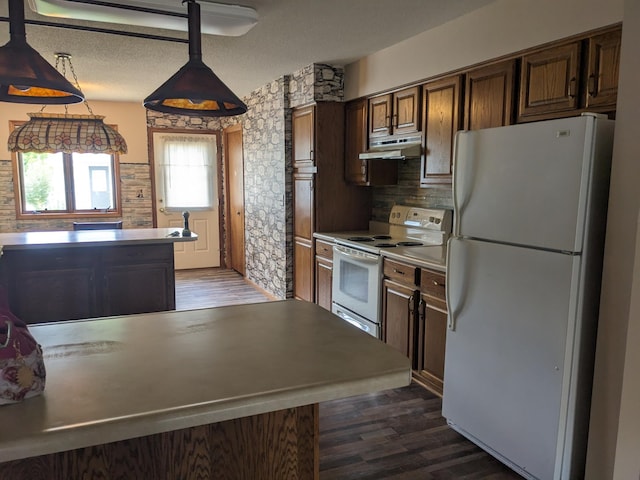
left=432, top=280, right=442, bottom=286
left=393, top=268, right=405, bottom=275
left=409, top=294, right=414, bottom=314
left=568, top=78, right=577, bottom=98
left=588, top=74, right=597, bottom=97
left=393, top=113, right=398, bottom=128
left=385, top=115, right=391, bottom=129
left=309, top=149, right=314, bottom=160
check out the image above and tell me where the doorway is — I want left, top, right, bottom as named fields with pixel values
left=223, top=124, right=246, bottom=275
left=149, top=128, right=223, bottom=270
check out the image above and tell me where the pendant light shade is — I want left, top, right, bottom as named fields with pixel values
left=0, top=0, right=84, bottom=104
left=9, top=113, right=128, bottom=155
left=144, top=0, right=247, bottom=117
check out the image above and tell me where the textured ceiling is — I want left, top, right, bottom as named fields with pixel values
left=0, top=0, right=495, bottom=102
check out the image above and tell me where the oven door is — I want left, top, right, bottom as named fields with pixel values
left=332, top=245, right=382, bottom=324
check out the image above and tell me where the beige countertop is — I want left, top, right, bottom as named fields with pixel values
left=0, top=300, right=411, bottom=463
left=0, top=228, right=197, bottom=250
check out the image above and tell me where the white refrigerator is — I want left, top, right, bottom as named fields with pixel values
left=442, top=113, right=615, bottom=480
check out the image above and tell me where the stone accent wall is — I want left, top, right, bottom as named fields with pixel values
left=239, top=78, right=291, bottom=298
left=119, top=163, right=154, bottom=228
left=289, top=64, right=344, bottom=108
left=371, top=159, right=453, bottom=222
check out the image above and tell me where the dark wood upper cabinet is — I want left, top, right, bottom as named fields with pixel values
left=369, top=86, right=421, bottom=140
left=517, top=25, right=621, bottom=122
left=464, top=59, right=516, bottom=130
left=345, top=98, right=398, bottom=186
left=421, top=75, right=463, bottom=186
left=292, top=106, right=315, bottom=167
left=518, top=42, right=581, bottom=120
left=585, top=28, right=621, bottom=109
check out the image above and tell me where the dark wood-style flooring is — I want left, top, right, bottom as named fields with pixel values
left=175, top=268, right=523, bottom=480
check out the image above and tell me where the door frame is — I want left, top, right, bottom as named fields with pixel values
left=223, top=123, right=245, bottom=273
left=147, top=126, right=224, bottom=259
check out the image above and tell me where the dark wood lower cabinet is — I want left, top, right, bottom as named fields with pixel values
left=382, top=257, right=448, bottom=396
left=314, top=239, right=333, bottom=311
left=294, top=237, right=314, bottom=302
left=0, top=244, right=175, bottom=323
left=0, top=404, right=318, bottom=480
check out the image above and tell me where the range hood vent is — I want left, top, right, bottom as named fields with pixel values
left=359, top=135, right=422, bottom=160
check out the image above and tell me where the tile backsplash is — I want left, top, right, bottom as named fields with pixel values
left=371, top=158, right=453, bottom=222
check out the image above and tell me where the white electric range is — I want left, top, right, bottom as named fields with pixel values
left=316, top=206, right=452, bottom=338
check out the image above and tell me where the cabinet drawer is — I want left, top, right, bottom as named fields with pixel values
left=383, top=258, right=418, bottom=286
left=420, top=268, right=446, bottom=301
left=5, top=248, right=94, bottom=270
left=102, top=244, right=173, bottom=264
left=315, top=239, right=334, bottom=260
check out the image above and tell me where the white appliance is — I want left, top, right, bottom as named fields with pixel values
left=443, top=113, right=615, bottom=480
left=331, top=206, right=451, bottom=338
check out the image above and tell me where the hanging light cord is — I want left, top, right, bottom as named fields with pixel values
left=50, top=53, right=94, bottom=116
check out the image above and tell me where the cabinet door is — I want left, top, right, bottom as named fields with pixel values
left=344, top=98, right=368, bottom=185
left=294, top=237, right=314, bottom=302
left=293, top=172, right=314, bottom=240
left=518, top=42, right=581, bottom=121
left=102, top=263, right=173, bottom=316
left=464, top=59, right=516, bottom=130
left=369, top=93, right=392, bottom=139
left=393, top=86, right=421, bottom=136
left=293, top=106, right=315, bottom=167
left=417, top=295, right=447, bottom=396
left=585, top=28, right=621, bottom=109
left=12, top=267, right=96, bottom=323
left=382, top=278, right=417, bottom=366
left=421, top=75, right=462, bottom=186
left=314, top=256, right=333, bottom=311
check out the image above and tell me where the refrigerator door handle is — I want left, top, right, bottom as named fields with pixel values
left=446, top=239, right=456, bottom=331
left=452, top=129, right=472, bottom=238
left=446, top=238, right=470, bottom=332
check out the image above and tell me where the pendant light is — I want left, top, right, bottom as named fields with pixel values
left=8, top=54, right=127, bottom=155
left=144, top=0, right=247, bottom=117
left=0, top=0, right=84, bottom=104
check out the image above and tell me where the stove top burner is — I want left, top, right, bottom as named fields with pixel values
left=347, top=236, right=374, bottom=242
left=396, top=241, right=424, bottom=247
left=374, top=243, right=397, bottom=248
left=372, top=235, right=392, bottom=240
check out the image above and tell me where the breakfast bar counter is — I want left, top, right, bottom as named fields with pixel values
left=0, top=300, right=411, bottom=479
left=0, top=228, right=197, bottom=324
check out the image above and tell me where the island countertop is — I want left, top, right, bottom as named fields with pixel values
left=0, top=300, right=411, bottom=463
left=0, top=227, right=197, bottom=251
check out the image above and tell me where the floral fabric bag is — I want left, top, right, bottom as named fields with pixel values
left=0, top=285, right=46, bottom=405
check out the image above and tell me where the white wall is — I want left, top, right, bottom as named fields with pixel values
left=344, top=1, right=638, bottom=478
left=344, top=0, right=623, bottom=100
left=605, top=1, right=640, bottom=478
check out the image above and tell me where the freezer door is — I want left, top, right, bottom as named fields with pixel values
left=453, top=115, right=611, bottom=252
left=443, top=238, right=580, bottom=480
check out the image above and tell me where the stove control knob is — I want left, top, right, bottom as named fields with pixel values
left=434, top=218, right=441, bottom=224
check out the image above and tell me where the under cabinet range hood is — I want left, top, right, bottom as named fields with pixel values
left=359, top=136, right=422, bottom=160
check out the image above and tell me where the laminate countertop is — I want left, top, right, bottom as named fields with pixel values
left=0, top=227, right=197, bottom=251
left=0, top=300, right=411, bottom=462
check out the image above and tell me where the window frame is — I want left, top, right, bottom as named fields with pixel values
left=10, top=120, right=123, bottom=220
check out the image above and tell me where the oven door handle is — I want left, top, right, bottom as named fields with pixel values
left=333, top=245, right=379, bottom=263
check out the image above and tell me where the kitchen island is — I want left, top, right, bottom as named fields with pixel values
left=0, top=228, right=197, bottom=324
left=0, top=300, right=411, bottom=479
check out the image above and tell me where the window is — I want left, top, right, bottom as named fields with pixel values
left=154, top=133, right=216, bottom=211
left=11, top=123, right=122, bottom=219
